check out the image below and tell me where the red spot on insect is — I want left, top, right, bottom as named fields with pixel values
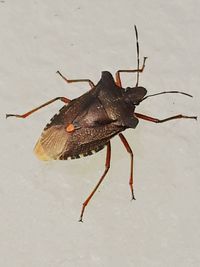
left=66, top=123, right=75, bottom=133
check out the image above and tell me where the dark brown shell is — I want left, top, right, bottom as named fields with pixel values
left=34, top=71, right=146, bottom=160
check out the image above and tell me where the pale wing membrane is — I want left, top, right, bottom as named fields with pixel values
left=34, top=125, right=68, bottom=160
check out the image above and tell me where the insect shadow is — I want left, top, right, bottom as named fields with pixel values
left=6, top=26, right=197, bottom=222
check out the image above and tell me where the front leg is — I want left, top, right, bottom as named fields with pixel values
left=115, top=57, right=147, bottom=87
left=135, top=113, right=197, bottom=123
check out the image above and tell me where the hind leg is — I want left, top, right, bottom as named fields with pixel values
left=79, top=142, right=111, bottom=222
left=6, top=97, right=70, bottom=119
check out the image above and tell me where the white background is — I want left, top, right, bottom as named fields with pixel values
left=0, top=1, right=200, bottom=266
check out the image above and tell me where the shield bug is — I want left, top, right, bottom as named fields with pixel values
left=6, top=26, right=197, bottom=222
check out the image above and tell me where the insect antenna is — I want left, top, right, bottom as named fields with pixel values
left=134, top=25, right=140, bottom=87
left=140, top=90, right=193, bottom=103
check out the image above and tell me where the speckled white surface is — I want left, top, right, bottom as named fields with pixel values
left=1, top=1, right=200, bottom=267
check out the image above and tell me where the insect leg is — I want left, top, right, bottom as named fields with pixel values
left=6, top=97, right=70, bottom=119
left=79, top=142, right=111, bottom=222
left=57, top=71, right=95, bottom=89
left=135, top=113, right=197, bottom=123
left=119, top=133, right=135, bottom=200
left=115, top=56, right=147, bottom=87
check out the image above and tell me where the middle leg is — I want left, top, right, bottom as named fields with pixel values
left=119, top=133, right=135, bottom=200
left=57, top=71, right=95, bottom=89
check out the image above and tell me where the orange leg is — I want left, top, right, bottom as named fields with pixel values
left=135, top=113, right=197, bottom=123
left=6, top=97, right=70, bottom=119
left=57, top=71, right=95, bottom=89
left=79, top=142, right=111, bottom=222
left=119, top=133, right=135, bottom=200
left=115, top=56, right=147, bottom=87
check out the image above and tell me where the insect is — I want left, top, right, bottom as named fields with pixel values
left=6, top=26, right=197, bottom=222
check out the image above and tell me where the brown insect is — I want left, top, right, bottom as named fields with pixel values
left=6, top=26, right=197, bottom=221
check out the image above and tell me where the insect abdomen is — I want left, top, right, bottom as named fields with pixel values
left=34, top=123, right=124, bottom=161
